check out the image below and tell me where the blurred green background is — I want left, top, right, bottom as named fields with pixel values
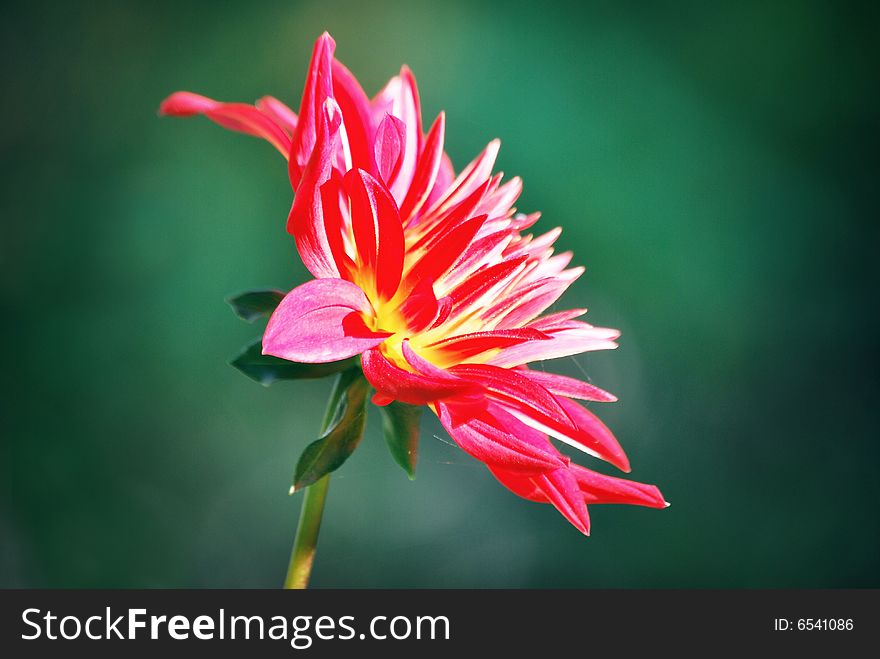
left=2, top=0, right=878, bottom=588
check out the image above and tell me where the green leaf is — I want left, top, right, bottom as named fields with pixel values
left=379, top=401, right=423, bottom=479
left=293, top=370, right=371, bottom=491
left=230, top=339, right=358, bottom=386
left=226, top=289, right=285, bottom=323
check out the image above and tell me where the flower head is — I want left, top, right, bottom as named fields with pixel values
left=161, top=32, right=666, bottom=534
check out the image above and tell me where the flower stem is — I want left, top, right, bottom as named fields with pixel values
left=284, top=474, right=330, bottom=589
left=283, top=373, right=349, bottom=589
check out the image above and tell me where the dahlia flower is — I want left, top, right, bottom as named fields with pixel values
left=161, top=32, right=665, bottom=579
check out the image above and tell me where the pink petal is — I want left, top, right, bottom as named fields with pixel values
left=374, top=113, right=407, bottom=186
left=520, top=369, right=618, bottom=403
left=425, top=139, right=500, bottom=217
left=486, top=326, right=620, bottom=368
left=376, top=68, right=423, bottom=204
left=425, top=153, right=455, bottom=209
left=262, top=278, right=389, bottom=363
left=526, top=308, right=588, bottom=331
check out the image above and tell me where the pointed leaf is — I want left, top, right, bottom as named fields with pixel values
left=379, top=401, right=423, bottom=479
left=230, top=339, right=357, bottom=385
left=227, top=289, right=285, bottom=323
left=293, top=370, right=370, bottom=490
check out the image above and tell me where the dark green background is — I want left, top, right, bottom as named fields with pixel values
left=3, top=0, right=877, bottom=587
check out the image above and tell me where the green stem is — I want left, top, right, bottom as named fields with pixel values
left=283, top=374, right=347, bottom=590
left=284, top=474, right=330, bottom=589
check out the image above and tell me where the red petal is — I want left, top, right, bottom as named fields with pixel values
left=446, top=256, right=528, bottom=315
left=290, top=32, right=336, bottom=188
left=427, top=328, right=550, bottom=361
left=344, top=168, right=405, bottom=300
left=425, top=152, right=455, bottom=209
left=159, top=92, right=292, bottom=158
left=287, top=99, right=343, bottom=278
left=255, top=96, right=298, bottom=135
left=520, top=369, right=618, bottom=403
left=449, top=363, right=574, bottom=430
left=487, top=326, right=620, bottom=368
left=404, top=215, right=486, bottom=290
left=436, top=401, right=566, bottom=474
left=554, top=396, right=630, bottom=472
left=399, top=112, right=445, bottom=223
left=361, top=348, right=477, bottom=405
left=533, top=468, right=591, bottom=535
left=398, top=278, right=440, bottom=333
left=488, top=466, right=548, bottom=502
left=572, top=465, right=667, bottom=508
left=262, top=279, right=389, bottom=363
left=331, top=58, right=376, bottom=174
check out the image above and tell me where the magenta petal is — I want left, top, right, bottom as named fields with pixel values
left=488, top=466, right=548, bottom=502
left=361, top=348, right=478, bottom=405
left=262, top=279, right=389, bottom=363
left=374, top=113, right=407, bottom=186
left=289, top=32, right=336, bottom=188
left=533, top=468, right=591, bottom=535
left=555, top=396, right=631, bottom=472
left=521, top=369, right=618, bottom=403
left=256, top=96, right=298, bottom=135
left=287, top=99, right=343, bottom=279
left=571, top=465, right=667, bottom=508
left=436, top=401, right=566, bottom=474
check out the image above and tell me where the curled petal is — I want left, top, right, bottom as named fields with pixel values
left=262, top=279, right=389, bottom=363
left=361, top=348, right=478, bottom=405
left=374, top=113, right=407, bottom=186
left=287, top=99, right=343, bottom=278
left=290, top=32, right=336, bottom=188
